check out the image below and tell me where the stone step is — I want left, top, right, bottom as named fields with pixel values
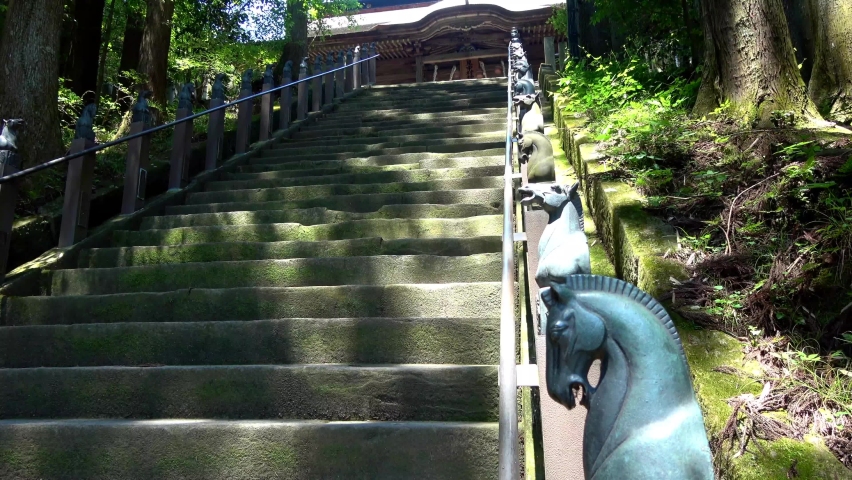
left=165, top=188, right=502, bottom=216
left=244, top=150, right=504, bottom=170
left=78, top=236, right=501, bottom=268
left=335, top=98, right=505, bottom=113
left=0, top=316, right=499, bottom=368
left=208, top=166, right=504, bottom=191
left=142, top=204, right=500, bottom=230
left=294, top=114, right=504, bottom=135
left=294, top=110, right=504, bottom=130
left=275, top=130, right=503, bottom=149
left=257, top=141, right=505, bottom=163
left=294, top=123, right=503, bottom=139
left=239, top=154, right=504, bottom=174
left=113, top=216, right=502, bottom=247
left=0, top=365, right=498, bottom=421
left=0, top=282, right=502, bottom=326
left=184, top=178, right=503, bottom=206
left=50, top=253, right=501, bottom=295
left=230, top=163, right=420, bottom=178
left=0, top=420, right=498, bottom=479
left=262, top=136, right=504, bottom=156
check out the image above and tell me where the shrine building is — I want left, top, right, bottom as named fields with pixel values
left=310, top=0, right=566, bottom=85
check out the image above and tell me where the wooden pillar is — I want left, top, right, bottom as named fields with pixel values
left=259, top=79, right=274, bottom=141
left=543, top=37, right=556, bottom=67
left=235, top=87, right=252, bottom=154
left=280, top=62, right=293, bottom=130
left=0, top=146, right=21, bottom=276
left=345, top=49, right=354, bottom=93
left=168, top=108, right=191, bottom=190
left=324, top=54, right=335, bottom=107
left=312, top=57, right=323, bottom=112
left=415, top=55, right=424, bottom=84
left=121, top=121, right=151, bottom=215
left=58, top=138, right=96, bottom=247
left=297, top=58, right=308, bottom=121
left=205, top=98, right=225, bottom=171
left=335, top=51, right=346, bottom=98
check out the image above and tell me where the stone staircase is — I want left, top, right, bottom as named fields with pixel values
left=0, top=79, right=507, bottom=479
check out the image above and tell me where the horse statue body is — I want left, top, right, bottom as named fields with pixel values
left=514, top=92, right=544, bottom=134
left=74, top=104, right=97, bottom=141
left=178, top=83, right=194, bottom=110
left=518, top=132, right=555, bottom=183
left=543, top=275, right=714, bottom=480
left=211, top=74, right=226, bottom=101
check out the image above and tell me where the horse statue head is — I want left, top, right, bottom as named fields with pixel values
left=313, top=56, right=323, bottom=74
left=178, top=82, right=194, bottom=110
left=241, top=69, right=253, bottom=91
left=283, top=60, right=293, bottom=80
left=516, top=131, right=554, bottom=182
left=131, top=90, right=153, bottom=126
left=514, top=78, right=535, bottom=97
left=263, top=64, right=274, bottom=85
left=211, top=74, right=226, bottom=101
left=543, top=276, right=714, bottom=479
left=74, top=103, right=97, bottom=141
left=326, top=52, right=335, bottom=70
left=0, top=119, right=25, bottom=152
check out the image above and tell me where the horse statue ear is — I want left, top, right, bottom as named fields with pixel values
left=567, top=181, right=580, bottom=196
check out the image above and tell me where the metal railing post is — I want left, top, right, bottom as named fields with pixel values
left=236, top=69, right=253, bottom=154
left=58, top=138, right=96, bottom=247
left=324, top=53, right=335, bottom=107
left=280, top=62, right=293, bottom=130
left=0, top=137, right=21, bottom=276
left=297, top=58, right=308, bottom=120
left=121, top=121, right=151, bottom=214
left=345, top=49, right=354, bottom=93
left=312, top=56, right=323, bottom=112
left=260, top=66, right=274, bottom=141
left=335, top=51, right=346, bottom=99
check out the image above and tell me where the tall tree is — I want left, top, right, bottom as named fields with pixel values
left=66, top=0, right=107, bottom=103
left=95, top=0, right=118, bottom=108
left=694, top=0, right=822, bottom=126
left=138, top=0, right=174, bottom=108
left=0, top=0, right=64, bottom=167
left=808, top=0, right=852, bottom=123
left=118, top=0, right=144, bottom=92
left=276, top=0, right=308, bottom=72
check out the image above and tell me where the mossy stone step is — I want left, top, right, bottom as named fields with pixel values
left=208, top=166, right=505, bottom=191
left=304, top=110, right=503, bottom=128
left=336, top=99, right=505, bottom=113
left=185, top=178, right=503, bottom=206
left=263, top=136, right=504, bottom=156
left=360, top=90, right=503, bottom=101
left=165, top=188, right=502, bottom=216
left=0, top=365, right=498, bottom=421
left=258, top=142, right=505, bottom=163
left=0, top=420, right=498, bottom=479
left=143, top=204, right=500, bottom=230
left=295, top=115, right=505, bottom=134
left=233, top=156, right=503, bottom=178
left=244, top=150, right=504, bottom=170
left=0, top=282, right=502, bottom=326
left=0, top=317, right=499, bottom=368
left=113, top=216, right=502, bottom=247
left=275, top=130, right=503, bottom=149
left=50, top=253, right=501, bottom=295
left=78, top=236, right=502, bottom=268
left=294, top=123, right=503, bottom=139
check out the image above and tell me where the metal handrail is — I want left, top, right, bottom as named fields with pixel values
left=0, top=54, right=380, bottom=184
left=498, top=43, right=519, bottom=480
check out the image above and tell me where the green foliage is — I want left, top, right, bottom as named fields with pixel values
left=547, top=5, right=567, bottom=37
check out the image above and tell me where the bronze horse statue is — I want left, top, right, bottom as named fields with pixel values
left=543, top=275, right=714, bottom=480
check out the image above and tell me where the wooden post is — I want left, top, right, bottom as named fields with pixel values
left=369, top=43, right=378, bottom=85
left=352, top=46, right=361, bottom=91
left=58, top=138, right=96, bottom=247
left=205, top=98, right=225, bottom=171
left=280, top=62, right=293, bottom=130
left=121, top=121, right=151, bottom=215
left=297, top=58, right=308, bottom=121
left=360, top=44, right=370, bottom=87
left=345, top=49, right=354, bottom=93
left=312, top=57, right=323, bottom=112
left=324, top=53, right=335, bottom=107
left=335, top=51, right=346, bottom=99
left=236, top=86, right=252, bottom=154
left=0, top=147, right=21, bottom=276
left=260, top=79, right=273, bottom=141
left=415, top=55, right=424, bottom=84
left=543, top=37, right=556, bottom=68
left=168, top=108, right=191, bottom=190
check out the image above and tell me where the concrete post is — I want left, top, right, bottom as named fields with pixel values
left=235, top=87, right=252, bottom=154
left=360, top=44, right=370, bottom=87
left=280, top=62, right=293, bottom=130
left=324, top=53, right=335, bottom=107
left=121, top=121, right=151, bottom=215
left=335, top=51, right=346, bottom=99
left=59, top=138, right=96, bottom=247
left=369, top=43, right=378, bottom=85
left=205, top=98, right=225, bottom=171
left=345, top=49, right=354, bottom=93
left=168, top=108, right=191, bottom=190
left=259, top=79, right=274, bottom=141
left=352, top=46, right=361, bottom=91
left=543, top=37, right=556, bottom=68
left=297, top=58, right=308, bottom=121
left=0, top=145, right=21, bottom=276
left=312, top=56, right=323, bottom=112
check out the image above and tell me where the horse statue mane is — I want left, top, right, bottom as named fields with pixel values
left=74, top=104, right=97, bottom=141
left=241, top=69, right=253, bottom=91
left=131, top=91, right=153, bottom=126
left=0, top=119, right=24, bottom=153
left=211, top=74, right=226, bottom=101
left=178, top=83, right=194, bottom=110
left=543, top=275, right=713, bottom=480
left=517, top=132, right=555, bottom=183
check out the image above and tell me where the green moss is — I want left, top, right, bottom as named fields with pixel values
left=729, top=437, right=851, bottom=480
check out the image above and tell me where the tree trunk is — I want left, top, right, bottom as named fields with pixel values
left=694, top=0, right=823, bottom=126
left=808, top=0, right=852, bottom=123
left=138, top=0, right=174, bottom=109
left=66, top=0, right=106, bottom=103
left=0, top=0, right=64, bottom=167
left=680, top=0, right=701, bottom=68
left=95, top=0, right=118, bottom=109
left=275, top=0, right=308, bottom=79
left=117, top=2, right=144, bottom=104
left=783, top=0, right=815, bottom=84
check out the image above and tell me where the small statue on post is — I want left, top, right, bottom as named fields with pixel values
left=178, top=83, right=194, bottom=110
left=211, top=74, right=226, bottom=101
left=0, top=119, right=24, bottom=160
left=282, top=60, right=293, bottom=81
left=263, top=65, right=274, bottom=86
left=241, top=69, right=253, bottom=91
left=131, top=91, right=153, bottom=127
left=74, top=104, right=97, bottom=141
